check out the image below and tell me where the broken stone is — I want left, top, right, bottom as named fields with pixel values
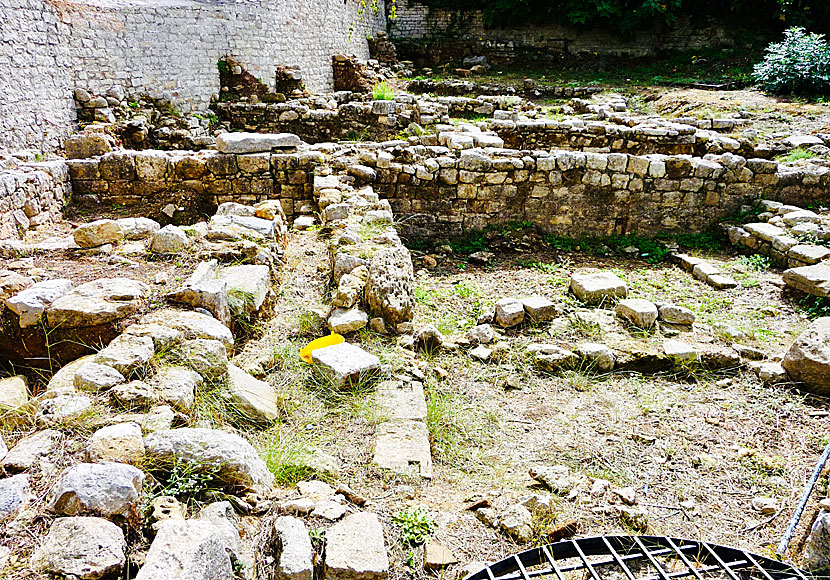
left=657, top=303, right=695, bottom=325
left=499, top=504, right=533, bottom=543
left=365, top=245, right=415, bottom=326
left=2, top=429, right=62, bottom=472
left=226, top=363, right=279, bottom=423
left=31, top=517, right=126, bottom=580
left=271, top=515, right=314, bottom=580
left=312, top=500, right=347, bottom=520
left=415, top=324, right=445, bottom=351
left=143, top=309, right=234, bottom=351
left=87, top=422, right=145, bottom=464
left=575, top=342, right=615, bottom=372
left=758, top=362, right=788, bottom=384
left=74, top=362, right=125, bottom=391
left=520, top=296, right=559, bottom=322
left=783, top=263, right=830, bottom=298
left=328, top=307, right=369, bottom=334
left=781, top=317, right=830, bottom=393
left=36, top=393, right=93, bottom=426
left=0, top=375, right=29, bottom=409
left=529, top=464, right=573, bottom=494
left=153, top=366, right=202, bottom=412
left=570, top=271, right=627, bottom=305
left=313, top=342, right=380, bottom=387
left=216, top=132, right=301, bottom=153
left=178, top=339, right=229, bottom=379
left=325, top=512, right=389, bottom=580
left=73, top=219, right=124, bottom=248
left=135, top=519, right=234, bottom=580
left=0, top=473, right=31, bottom=519
left=48, top=462, right=144, bottom=519
left=110, top=380, right=158, bottom=410
left=167, top=260, right=231, bottom=326
left=150, top=224, right=189, bottom=254
left=470, top=345, right=492, bottom=361
left=663, top=340, right=698, bottom=363
left=424, top=541, right=458, bottom=570
left=494, top=298, right=525, bottom=328
left=529, top=344, right=578, bottom=372
left=6, top=279, right=73, bottom=327
left=94, top=333, right=155, bottom=376
left=47, top=278, right=148, bottom=328
left=616, top=299, right=658, bottom=329
left=144, top=427, right=274, bottom=489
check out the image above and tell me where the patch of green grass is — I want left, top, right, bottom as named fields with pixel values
left=739, top=254, right=771, bottom=271
left=258, top=426, right=324, bottom=487
left=372, top=81, right=394, bottom=101
left=392, top=506, right=435, bottom=545
left=776, top=148, right=819, bottom=162
left=425, top=380, right=494, bottom=465
left=449, top=229, right=488, bottom=254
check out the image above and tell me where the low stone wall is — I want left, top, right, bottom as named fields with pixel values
left=67, top=149, right=323, bottom=221
left=0, top=161, right=70, bottom=239
left=407, top=79, right=602, bottom=99
left=356, top=147, right=830, bottom=238
left=490, top=119, right=697, bottom=156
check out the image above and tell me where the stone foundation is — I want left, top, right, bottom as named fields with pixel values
left=67, top=149, right=323, bottom=222
left=0, top=161, right=70, bottom=239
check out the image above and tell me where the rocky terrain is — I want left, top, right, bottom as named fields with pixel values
left=2, top=54, right=830, bottom=580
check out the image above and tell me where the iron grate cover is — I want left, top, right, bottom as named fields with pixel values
left=463, top=537, right=814, bottom=580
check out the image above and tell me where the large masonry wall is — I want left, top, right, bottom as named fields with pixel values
left=0, top=0, right=385, bottom=152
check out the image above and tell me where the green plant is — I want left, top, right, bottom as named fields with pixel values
left=776, top=147, right=819, bottom=162
left=153, top=459, right=223, bottom=499
left=449, top=229, right=488, bottom=254
left=739, top=254, right=771, bottom=271
left=258, top=427, right=324, bottom=486
left=372, top=81, right=394, bottom=101
left=753, top=27, right=830, bottom=95
left=798, top=295, right=830, bottom=319
left=128, top=101, right=140, bottom=109
left=392, top=506, right=435, bottom=544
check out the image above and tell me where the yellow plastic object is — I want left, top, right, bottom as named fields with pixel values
left=299, top=333, right=345, bottom=363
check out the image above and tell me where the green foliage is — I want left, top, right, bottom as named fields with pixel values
left=153, top=460, right=222, bottom=499
left=753, top=27, right=830, bottom=95
left=392, top=506, right=435, bottom=545
left=799, top=295, right=830, bottom=319
left=372, top=81, right=394, bottom=101
left=217, top=59, right=230, bottom=76
left=739, top=254, right=771, bottom=271
left=776, top=147, right=820, bottom=162
left=449, top=229, right=488, bottom=254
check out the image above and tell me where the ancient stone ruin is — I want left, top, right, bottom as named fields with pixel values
left=3, top=1, right=830, bottom=579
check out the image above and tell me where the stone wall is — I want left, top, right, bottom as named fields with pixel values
left=390, top=0, right=736, bottom=65
left=0, top=0, right=386, bottom=152
left=0, top=162, right=70, bottom=239
left=357, top=147, right=830, bottom=238
left=67, top=149, right=324, bottom=221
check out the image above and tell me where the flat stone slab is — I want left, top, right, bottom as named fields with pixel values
left=46, top=278, right=149, bottom=328
left=135, top=519, right=233, bottom=580
left=143, top=309, right=234, bottom=350
left=570, top=271, right=627, bottom=305
left=520, top=296, right=559, bottom=322
left=744, top=222, right=785, bottom=242
left=616, top=299, right=658, bottom=329
left=789, top=245, right=830, bottom=265
left=784, top=263, right=830, bottom=297
left=272, top=516, right=313, bottom=580
left=226, top=363, right=279, bottom=423
left=707, top=274, right=738, bottom=290
left=6, top=279, right=73, bottom=327
left=373, top=420, right=433, bottom=479
left=325, top=512, right=389, bottom=580
left=219, top=264, right=271, bottom=313
left=31, top=517, right=126, bottom=580
left=216, top=132, right=301, bottom=153
left=374, top=380, right=427, bottom=421
left=313, top=342, right=380, bottom=387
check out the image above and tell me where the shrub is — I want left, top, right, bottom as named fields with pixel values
left=372, top=81, right=394, bottom=101
left=753, top=27, right=830, bottom=95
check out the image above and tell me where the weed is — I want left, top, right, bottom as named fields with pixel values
left=449, top=229, right=488, bottom=254
left=425, top=381, right=493, bottom=464
left=798, top=295, right=830, bottom=319
left=392, top=506, right=435, bottom=545
left=372, top=81, right=394, bottom=101
left=776, top=148, right=819, bottom=162
left=738, top=254, right=771, bottom=271
left=258, top=426, right=325, bottom=486
left=155, top=459, right=223, bottom=499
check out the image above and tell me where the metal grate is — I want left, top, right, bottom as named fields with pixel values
left=464, top=537, right=813, bottom=580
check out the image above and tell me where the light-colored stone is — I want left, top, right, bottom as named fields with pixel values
left=616, top=298, right=658, bottom=329
left=272, top=516, right=314, bottom=580
left=332, top=273, right=365, bottom=309
left=575, top=342, right=615, bottom=372
left=520, top=295, right=559, bottom=322
left=124, top=323, right=183, bottom=350
left=494, top=298, right=524, bottom=328
left=31, top=517, right=125, bottom=580
left=0, top=473, right=31, bottom=519
left=758, top=362, right=788, bottom=384
left=529, top=343, right=579, bottom=372
left=227, top=363, right=279, bottom=422
left=47, top=278, right=149, bottom=328
left=143, top=309, right=234, bottom=350
left=2, top=429, right=62, bottom=472
left=782, top=317, right=830, bottom=393
left=74, top=362, right=125, bottom=391
left=804, top=510, right=830, bottom=569
left=150, top=224, right=189, bottom=254
left=95, top=334, right=155, bottom=376
left=784, top=264, right=830, bottom=298
left=219, top=264, right=272, bottom=314
left=373, top=420, right=433, bottom=478
left=48, top=462, right=144, bottom=519
left=365, top=245, right=415, bottom=326
left=135, top=519, right=234, bottom=580
left=0, top=376, right=29, bottom=409
left=110, top=380, right=158, bottom=410
left=499, top=504, right=533, bottom=542
left=216, top=132, right=300, bottom=153
left=87, top=422, right=145, bottom=464
left=116, top=217, right=161, bottom=240
left=144, top=428, right=274, bottom=489
left=73, top=219, right=124, bottom=248
left=313, top=342, right=380, bottom=387
left=178, top=338, right=229, bottom=379
left=424, top=542, right=458, bottom=570
left=153, top=366, right=202, bottom=412
left=328, top=307, right=369, bottom=334
left=657, top=303, right=695, bottom=325
left=570, top=271, right=627, bottom=305
left=529, top=464, right=573, bottom=494
left=167, top=260, right=231, bottom=325
left=6, top=279, right=73, bottom=327
left=325, top=512, right=389, bottom=580
left=36, top=392, right=93, bottom=426
left=663, top=340, right=698, bottom=363
left=312, top=500, right=347, bottom=520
